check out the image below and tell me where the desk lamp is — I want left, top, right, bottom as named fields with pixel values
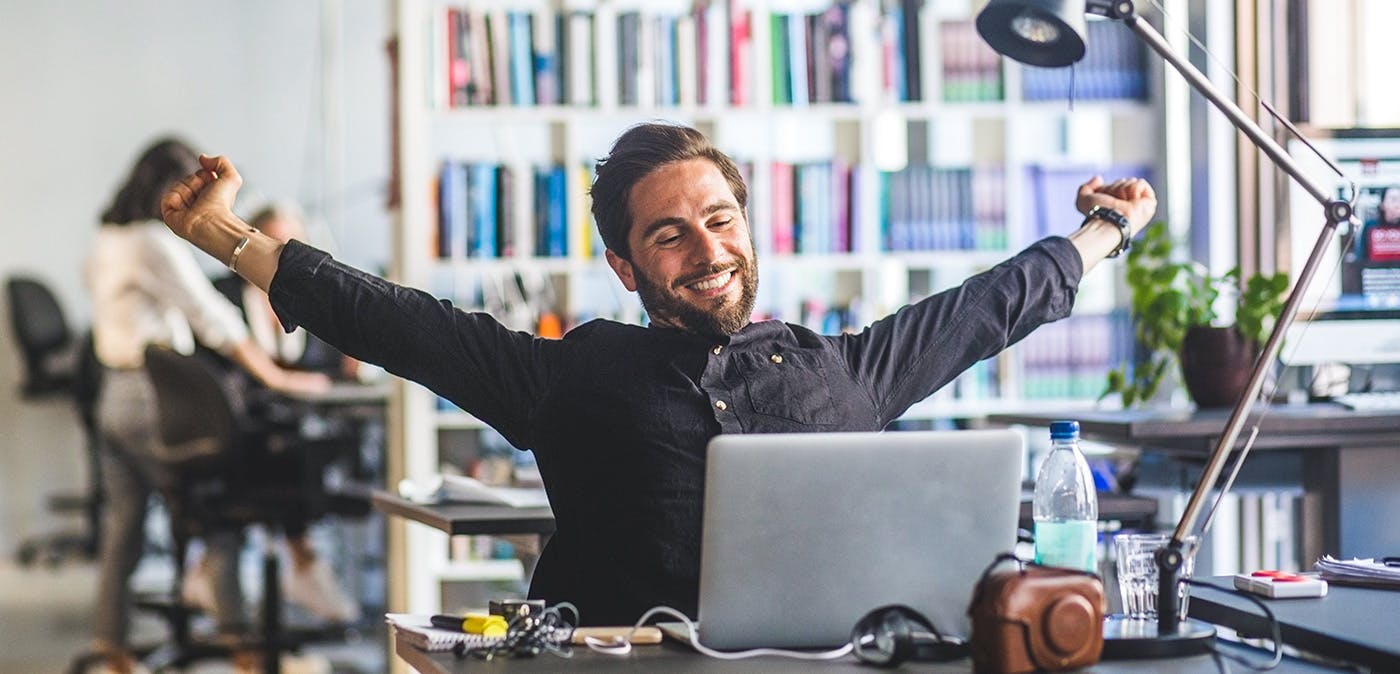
left=976, top=0, right=1354, bottom=658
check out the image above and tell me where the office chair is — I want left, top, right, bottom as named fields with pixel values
left=6, top=275, right=92, bottom=567
left=14, top=332, right=104, bottom=567
left=6, top=276, right=77, bottom=397
left=132, top=345, right=363, bottom=674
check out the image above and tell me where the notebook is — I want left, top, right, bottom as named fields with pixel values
left=387, top=614, right=507, bottom=652
left=673, top=429, right=1024, bottom=650
left=387, top=613, right=571, bottom=652
left=387, top=613, right=657, bottom=651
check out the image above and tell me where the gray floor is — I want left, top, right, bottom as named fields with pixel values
left=0, top=366, right=385, bottom=673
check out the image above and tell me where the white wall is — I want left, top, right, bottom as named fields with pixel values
left=0, top=1, right=391, bottom=548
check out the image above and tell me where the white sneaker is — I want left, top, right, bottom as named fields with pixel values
left=179, top=562, right=217, bottom=614
left=283, top=559, right=359, bottom=624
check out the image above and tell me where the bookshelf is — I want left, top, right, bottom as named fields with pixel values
left=388, top=0, right=1171, bottom=620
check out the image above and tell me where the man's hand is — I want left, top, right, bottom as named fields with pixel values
left=1076, top=175, right=1157, bottom=236
left=161, top=154, right=243, bottom=240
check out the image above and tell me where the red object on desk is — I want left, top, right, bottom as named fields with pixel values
left=1251, top=570, right=1305, bottom=582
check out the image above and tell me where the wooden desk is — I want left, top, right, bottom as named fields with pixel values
left=990, top=405, right=1400, bottom=563
left=1190, top=577, right=1400, bottom=671
left=371, top=490, right=555, bottom=536
left=392, top=631, right=1346, bottom=673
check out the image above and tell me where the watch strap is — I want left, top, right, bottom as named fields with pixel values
left=1084, top=206, right=1132, bottom=258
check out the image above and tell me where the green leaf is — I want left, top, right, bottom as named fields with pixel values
left=1150, top=265, right=1180, bottom=284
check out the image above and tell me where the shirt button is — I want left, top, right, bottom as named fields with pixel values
left=770, top=354, right=783, bottom=364
left=714, top=400, right=728, bottom=411
left=712, top=345, right=723, bottom=355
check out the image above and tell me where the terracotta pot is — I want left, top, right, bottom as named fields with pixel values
left=1179, top=326, right=1258, bottom=409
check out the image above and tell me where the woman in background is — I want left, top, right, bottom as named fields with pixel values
left=86, top=138, right=328, bottom=674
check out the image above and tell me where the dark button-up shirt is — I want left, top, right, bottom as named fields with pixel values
left=269, top=237, right=1083, bottom=625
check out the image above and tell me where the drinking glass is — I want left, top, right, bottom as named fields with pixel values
left=1113, top=533, right=1199, bottom=620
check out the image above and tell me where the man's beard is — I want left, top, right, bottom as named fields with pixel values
left=634, top=256, right=758, bottom=336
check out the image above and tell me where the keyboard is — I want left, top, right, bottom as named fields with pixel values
left=1334, top=391, right=1400, bottom=411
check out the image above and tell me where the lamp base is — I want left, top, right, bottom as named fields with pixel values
left=1101, top=614, right=1216, bottom=659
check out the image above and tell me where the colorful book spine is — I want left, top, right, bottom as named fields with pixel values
left=468, top=163, right=498, bottom=258
left=729, top=0, right=751, bottom=106
left=439, top=160, right=468, bottom=259
left=508, top=12, right=536, bottom=106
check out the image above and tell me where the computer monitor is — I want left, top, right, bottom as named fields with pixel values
left=1282, top=132, right=1400, bottom=366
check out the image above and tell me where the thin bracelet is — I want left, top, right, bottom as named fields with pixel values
left=227, top=227, right=259, bottom=273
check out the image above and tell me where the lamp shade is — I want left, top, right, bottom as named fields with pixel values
left=975, top=0, right=1088, bottom=68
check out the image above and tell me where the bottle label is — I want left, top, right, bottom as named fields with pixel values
left=1034, top=520, right=1097, bottom=572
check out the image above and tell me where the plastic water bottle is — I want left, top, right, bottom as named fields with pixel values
left=1033, top=420, right=1098, bottom=572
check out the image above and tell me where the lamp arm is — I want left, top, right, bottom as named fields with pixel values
left=1109, top=5, right=1339, bottom=209
left=1101, top=2, right=1356, bottom=634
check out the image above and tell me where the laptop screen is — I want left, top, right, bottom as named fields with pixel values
left=697, top=429, right=1024, bottom=650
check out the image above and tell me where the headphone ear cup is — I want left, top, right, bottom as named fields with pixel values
left=853, top=604, right=968, bottom=667
left=892, top=607, right=968, bottom=664
left=880, top=610, right=918, bottom=666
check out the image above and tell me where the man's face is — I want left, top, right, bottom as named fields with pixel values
left=605, top=158, right=758, bottom=335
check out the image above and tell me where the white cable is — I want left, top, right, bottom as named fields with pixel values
left=584, top=606, right=854, bottom=661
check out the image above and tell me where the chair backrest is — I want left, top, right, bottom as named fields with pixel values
left=142, top=345, right=239, bottom=476
left=6, top=276, right=74, bottom=395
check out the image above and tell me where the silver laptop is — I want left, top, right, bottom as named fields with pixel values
left=686, top=429, right=1023, bottom=650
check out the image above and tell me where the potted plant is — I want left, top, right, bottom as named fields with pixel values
left=1100, top=225, right=1290, bottom=408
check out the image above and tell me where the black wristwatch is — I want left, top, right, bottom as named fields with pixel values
left=1083, top=205, right=1132, bottom=258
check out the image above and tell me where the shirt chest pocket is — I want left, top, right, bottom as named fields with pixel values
left=737, top=350, right=837, bottom=425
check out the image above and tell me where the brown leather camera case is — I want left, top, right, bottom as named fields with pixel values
left=967, top=564, right=1105, bottom=673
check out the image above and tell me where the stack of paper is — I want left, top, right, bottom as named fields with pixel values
left=1314, top=556, right=1400, bottom=588
left=397, top=474, right=550, bottom=508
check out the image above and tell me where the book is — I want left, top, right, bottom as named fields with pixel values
left=398, top=474, right=550, bottom=508
left=533, top=10, right=560, bottom=106
left=676, top=13, right=698, bottom=107
left=488, top=9, right=512, bottom=106
left=438, top=160, right=468, bottom=259
left=468, top=163, right=498, bottom=258
left=508, top=11, right=535, bottom=106
left=446, top=8, right=468, bottom=108
left=467, top=10, right=492, bottom=105
left=565, top=11, right=595, bottom=106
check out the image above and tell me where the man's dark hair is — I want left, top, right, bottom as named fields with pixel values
left=101, top=137, right=199, bottom=226
left=590, top=123, right=748, bottom=261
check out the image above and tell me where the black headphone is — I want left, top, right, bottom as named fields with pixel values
left=849, top=604, right=969, bottom=667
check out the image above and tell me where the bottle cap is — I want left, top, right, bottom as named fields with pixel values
left=1049, top=420, right=1080, bottom=439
